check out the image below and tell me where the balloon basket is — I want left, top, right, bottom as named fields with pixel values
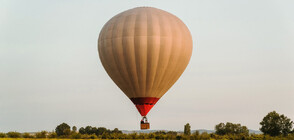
left=140, top=116, right=150, bottom=130
left=140, top=123, right=150, bottom=130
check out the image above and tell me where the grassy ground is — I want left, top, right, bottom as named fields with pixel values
left=0, top=139, right=108, bottom=140
left=0, top=139, right=103, bottom=140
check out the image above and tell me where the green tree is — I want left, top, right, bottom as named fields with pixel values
left=55, top=122, right=71, bottom=136
left=79, top=127, right=86, bottom=134
left=215, top=123, right=226, bottom=135
left=260, top=111, right=293, bottom=136
left=97, top=127, right=109, bottom=135
left=84, top=126, right=93, bottom=134
left=215, top=122, right=249, bottom=135
left=112, top=128, right=122, bottom=134
left=91, top=127, right=98, bottom=135
left=184, top=123, right=191, bottom=135
left=72, top=126, right=77, bottom=132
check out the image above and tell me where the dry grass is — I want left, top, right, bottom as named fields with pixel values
left=0, top=139, right=103, bottom=140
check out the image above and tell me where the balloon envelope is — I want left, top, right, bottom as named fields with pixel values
left=98, top=7, right=193, bottom=116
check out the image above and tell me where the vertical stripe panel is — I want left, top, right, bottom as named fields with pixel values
left=98, top=7, right=193, bottom=99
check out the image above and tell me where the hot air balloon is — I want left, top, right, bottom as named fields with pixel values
left=98, top=7, right=192, bottom=129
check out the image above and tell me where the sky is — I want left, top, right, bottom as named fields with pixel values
left=0, top=0, right=294, bottom=132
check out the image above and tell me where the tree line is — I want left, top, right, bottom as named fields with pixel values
left=0, top=111, right=293, bottom=139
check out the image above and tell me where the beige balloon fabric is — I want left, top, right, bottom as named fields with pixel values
left=98, top=7, right=192, bottom=116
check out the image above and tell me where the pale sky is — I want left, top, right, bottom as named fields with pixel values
left=0, top=0, right=294, bottom=132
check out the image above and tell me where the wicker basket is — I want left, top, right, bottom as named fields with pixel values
left=140, top=123, right=150, bottom=129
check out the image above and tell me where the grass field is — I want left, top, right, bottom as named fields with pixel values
left=0, top=139, right=104, bottom=140
left=0, top=139, right=106, bottom=140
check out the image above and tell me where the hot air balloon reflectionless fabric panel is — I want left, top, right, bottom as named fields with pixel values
left=98, top=7, right=193, bottom=117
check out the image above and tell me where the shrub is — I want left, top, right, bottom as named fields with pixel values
left=80, top=134, right=90, bottom=139
left=35, top=131, right=47, bottom=138
left=22, top=132, right=34, bottom=138
left=0, top=133, right=7, bottom=138
left=71, top=133, right=82, bottom=139
left=89, top=134, right=97, bottom=139
left=48, top=132, right=58, bottom=138
left=6, top=131, right=21, bottom=138
left=199, top=132, right=210, bottom=140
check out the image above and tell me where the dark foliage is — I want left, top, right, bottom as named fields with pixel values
left=184, top=123, right=191, bottom=135
left=55, top=122, right=71, bottom=136
left=22, top=132, right=34, bottom=138
left=0, top=133, right=6, bottom=138
left=6, top=131, right=21, bottom=138
left=260, top=111, right=293, bottom=136
left=72, top=126, right=77, bottom=132
left=35, top=131, right=47, bottom=138
left=2, top=118, right=294, bottom=139
left=215, top=122, right=249, bottom=136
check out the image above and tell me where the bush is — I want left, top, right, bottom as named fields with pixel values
left=148, top=133, right=155, bottom=139
left=128, top=133, right=138, bottom=139
left=199, top=132, right=210, bottom=140
left=6, top=131, right=21, bottom=138
left=101, top=132, right=110, bottom=139
left=89, top=134, right=98, bottom=139
left=71, top=132, right=82, bottom=139
left=112, top=128, right=122, bottom=134
left=176, top=135, right=182, bottom=140
left=22, top=132, right=34, bottom=138
left=35, top=131, right=47, bottom=138
left=155, top=134, right=165, bottom=139
left=286, top=133, right=294, bottom=139
left=48, top=132, right=58, bottom=138
left=0, top=133, right=7, bottom=138
left=80, top=134, right=91, bottom=139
